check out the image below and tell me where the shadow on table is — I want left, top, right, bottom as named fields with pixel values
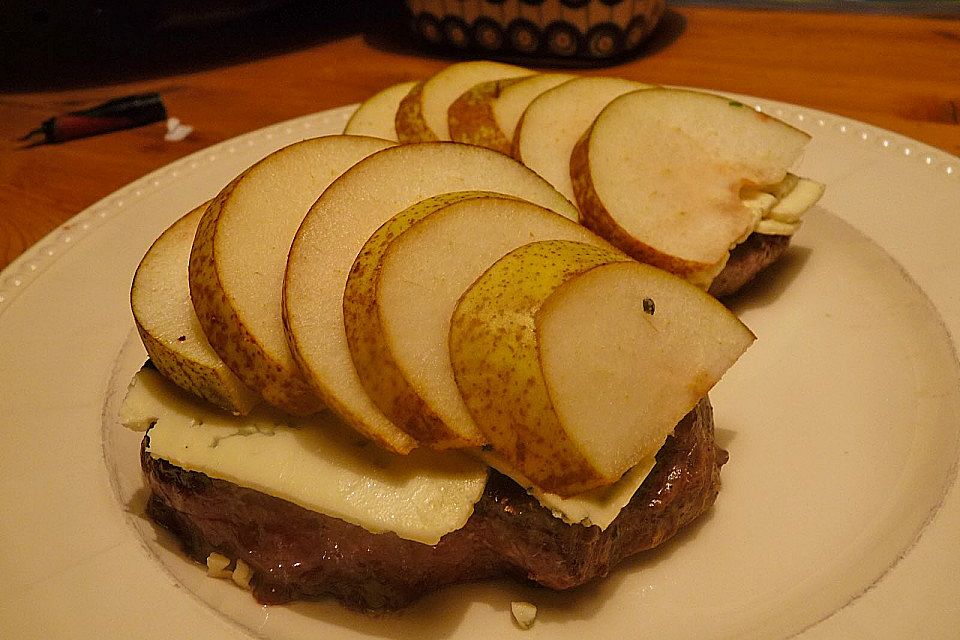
left=0, top=1, right=687, bottom=93
left=0, top=0, right=364, bottom=93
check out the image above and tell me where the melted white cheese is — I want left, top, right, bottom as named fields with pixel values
left=479, top=449, right=660, bottom=530
left=121, top=367, right=487, bottom=545
left=743, top=174, right=825, bottom=236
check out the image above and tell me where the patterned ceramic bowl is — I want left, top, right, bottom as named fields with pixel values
left=404, top=0, right=666, bottom=63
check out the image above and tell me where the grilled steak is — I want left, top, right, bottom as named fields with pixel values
left=143, top=397, right=725, bottom=611
left=710, top=233, right=791, bottom=298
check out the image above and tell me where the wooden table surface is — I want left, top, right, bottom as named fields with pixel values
left=1, top=4, right=958, bottom=272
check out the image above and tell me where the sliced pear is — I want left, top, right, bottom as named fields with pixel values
left=492, top=73, right=576, bottom=143
left=345, top=194, right=617, bottom=448
left=448, top=73, right=573, bottom=154
left=342, top=191, right=498, bottom=447
left=131, top=204, right=258, bottom=414
left=395, top=60, right=530, bottom=142
left=189, top=135, right=394, bottom=416
left=570, top=88, right=814, bottom=287
left=393, top=81, right=431, bottom=142
left=450, top=240, right=754, bottom=497
left=284, top=142, right=579, bottom=452
left=512, top=76, right=652, bottom=202
left=447, top=76, right=528, bottom=153
left=344, top=80, right=418, bottom=141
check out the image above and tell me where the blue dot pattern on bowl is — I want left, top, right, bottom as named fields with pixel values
left=406, top=0, right=665, bottom=60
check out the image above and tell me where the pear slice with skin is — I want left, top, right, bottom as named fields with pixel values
left=189, top=135, right=394, bottom=416
left=342, top=191, right=500, bottom=447
left=447, top=77, right=528, bottom=153
left=344, top=80, right=418, bottom=141
left=450, top=240, right=755, bottom=497
left=344, top=193, right=617, bottom=448
left=448, top=73, right=573, bottom=154
left=570, top=87, right=814, bottom=288
left=284, top=142, right=579, bottom=453
left=395, top=60, right=530, bottom=143
left=512, top=76, right=652, bottom=202
left=393, top=81, right=430, bottom=142
left=132, top=203, right=258, bottom=415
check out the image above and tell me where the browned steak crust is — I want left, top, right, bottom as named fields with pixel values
left=143, top=397, right=725, bottom=610
left=710, top=233, right=791, bottom=298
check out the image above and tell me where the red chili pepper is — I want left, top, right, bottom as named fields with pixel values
left=19, top=93, right=168, bottom=146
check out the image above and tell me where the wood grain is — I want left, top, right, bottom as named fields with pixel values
left=1, top=5, right=958, bottom=271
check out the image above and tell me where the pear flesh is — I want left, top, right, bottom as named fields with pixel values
left=284, top=142, right=579, bottom=453
left=571, top=87, right=814, bottom=287
left=189, top=135, right=394, bottom=416
left=344, top=80, right=418, bottom=141
left=448, top=73, right=573, bottom=155
left=450, top=240, right=754, bottom=497
left=343, top=191, right=502, bottom=447
left=346, top=194, right=617, bottom=448
left=131, top=204, right=258, bottom=415
left=395, top=60, right=530, bottom=142
left=493, top=73, right=575, bottom=144
left=512, top=76, right=652, bottom=202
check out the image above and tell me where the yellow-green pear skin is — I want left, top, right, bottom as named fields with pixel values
left=343, top=191, right=503, bottom=445
left=448, top=78, right=526, bottom=154
left=188, top=135, right=394, bottom=417
left=450, top=239, right=754, bottom=497
left=395, top=60, right=529, bottom=142
left=449, top=240, right=632, bottom=496
left=284, top=141, right=579, bottom=454
left=394, top=81, right=435, bottom=143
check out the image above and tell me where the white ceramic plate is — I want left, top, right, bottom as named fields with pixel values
left=1, top=98, right=958, bottom=640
